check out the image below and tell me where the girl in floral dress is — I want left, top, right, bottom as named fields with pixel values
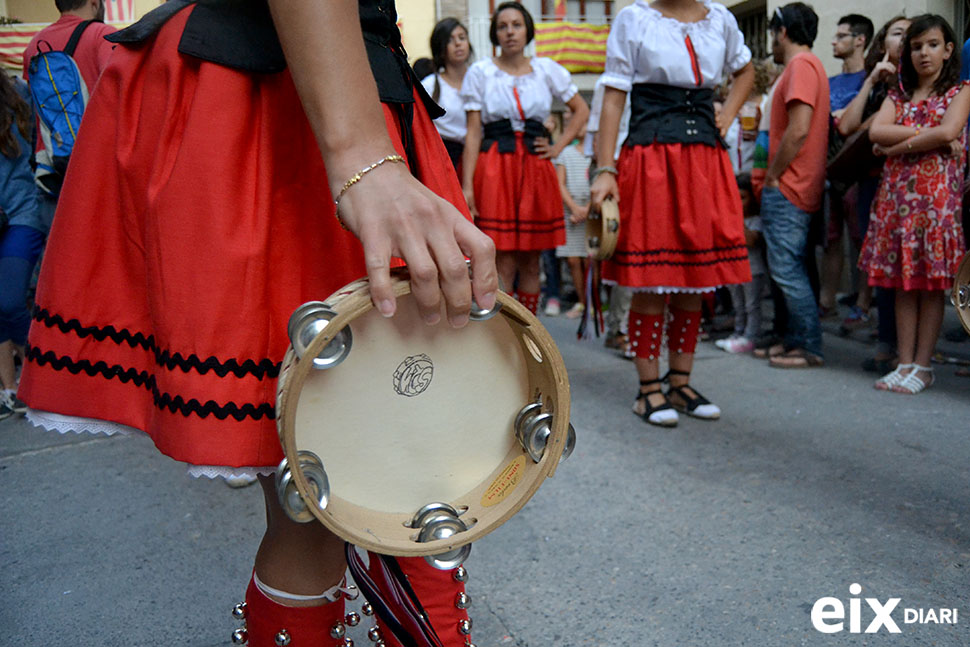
left=859, top=14, right=970, bottom=394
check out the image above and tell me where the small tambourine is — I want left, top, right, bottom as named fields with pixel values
left=586, top=198, right=619, bottom=261
left=274, top=269, right=575, bottom=568
left=951, top=252, right=970, bottom=335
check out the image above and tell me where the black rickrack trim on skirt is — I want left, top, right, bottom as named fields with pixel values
left=26, top=346, right=275, bottom=421
left=616, top=243, right=748, bottom=256
left=609, top=253, right=750, bottom=268
left=32, top=308, right=281, bottom=380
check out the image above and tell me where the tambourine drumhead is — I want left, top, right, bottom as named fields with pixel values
left=277, top=274, right=570, bottom=557
left=953, top=252, right=970, bottom=335
left=586, top=198, right=619, bottom=261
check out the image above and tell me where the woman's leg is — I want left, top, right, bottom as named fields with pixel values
left=666, top=292, right=720, bottom=419
left=496, top=251, right=517, bottom=296
left=629, top=292, right=674, bottom=425
left=893, top=290, right=919, bottom=367
left=566, top=256, right=587, bottom=306
left=908, top=290, right=944, bottom=386
left=513, top=250, right=542, bottom=313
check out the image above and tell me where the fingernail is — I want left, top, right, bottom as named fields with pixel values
left=480, top=292, right=496, bottom=311
left=378, top=299, right=395, bottom=317
left=450, top=314, right=469, bottom=328
left=424, top=312, right=441, bottom=325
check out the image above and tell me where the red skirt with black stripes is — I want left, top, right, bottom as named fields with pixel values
left=602, top=142, right=751, bottom=289
left=472, top=133, right=565, bottom=251
left=18, top=7, right=468, bottom=469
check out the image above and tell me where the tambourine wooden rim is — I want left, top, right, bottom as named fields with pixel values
left=276, top=270, right=571, bottom=557
left=953, top=252, right=970, bottom=335
left=586, top=198, right=619, bottom=261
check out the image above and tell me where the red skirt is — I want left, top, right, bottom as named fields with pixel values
left=473, top=134, right=565, bottom=251
left=602, top=143, right=751, bottom=289
left=18, top=7, right=468, bottom=469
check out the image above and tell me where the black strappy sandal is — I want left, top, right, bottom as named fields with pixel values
left=663, top=369, right=721, bottom=420
left=633, top=379, right=679, bottom=427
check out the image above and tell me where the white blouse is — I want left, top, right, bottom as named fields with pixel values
left=461, top=57, right=578, bottom=131
left=421, top=73, right=467, bottom=143
left=602, top=0, right=751, bottom=92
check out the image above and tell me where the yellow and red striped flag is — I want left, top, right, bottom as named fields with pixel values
left=104, top=0, right=135, bottom=23
left=535, top=21, right=609, bottom=74
left=0, top=23, right=42, bottom=73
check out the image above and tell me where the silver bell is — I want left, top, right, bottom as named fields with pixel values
left=345, top=611, right=361, bottom=626
left=231, top=628, right=248, bottom=644
left=361, top=602, right=374, bottom=616
left=458, top=618, right=473, bottom=635
left=453, top=565, right=469, bottom=583
left=331, top=622, right=346, bottom=639
left=368, top=626, right=383, bottom=642
left=232, top=602, right=247, bottom=620
left=274, top=629, right=291, bottom=646
left=455, top=592, right=471, bottom=609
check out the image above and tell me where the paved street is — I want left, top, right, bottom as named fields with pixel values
left=2, top=310, right=969, bottom=646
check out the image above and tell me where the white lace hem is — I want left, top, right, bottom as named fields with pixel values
left=601, top=280, right=718, bottom=294
left=25, top=409, right=276, bottom=480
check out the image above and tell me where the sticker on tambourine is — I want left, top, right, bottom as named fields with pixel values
left=481, top=455, right=526, bottom=507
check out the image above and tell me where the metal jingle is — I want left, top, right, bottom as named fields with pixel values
left=522, top=412, right=553, bottom=462
left=560, top=423, right=577, bottom=463
left=289, top=303, right=353, bottom=370
left=275, top=629, right=291, bottom=646
left=513, top=401, right=543, bottom=442
left=274, top=456, right=290, bottom=494
left=453, top=565, right=469, bottom=583
left=367, top=626, right=383, bottom=642
left=458, top=618, right=473, bottom=635
left=409, top=502, right=461, bottom=529
left=231, top=602, right=247, bottom=620
left=345, top=611, right=361, bottom=626
left=277, top=469, right=313, bottom=524
left=231, top=628, right=248, bottom=644
left=589, top=236, right=600, bottom=248
left=469, top=297, right=502, bottom=321
left=959, top=285, right=970, bottom=308
left=424, top=543, right=472, bottom=571
left=299, top=455, right=331, bottom=512
left=361, top=602, right=374, bottom=616
left=608, top=219, right=620, bottom=233
left=455, top=592, right=471, bottom=609
left=330, top=622, right=346, bottom=639
left=417, top=513, right=471, bottom=570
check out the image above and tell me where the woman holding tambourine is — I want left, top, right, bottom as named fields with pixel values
left=461, top=1, right=589, bottom=315
left=590, top=0, right=754, bottom=427
left=17, top=1, right=497, bottom=646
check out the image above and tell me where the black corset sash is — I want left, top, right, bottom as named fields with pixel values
left=625, top=83, right=724, bottom=149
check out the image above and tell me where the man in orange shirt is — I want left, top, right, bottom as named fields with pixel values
left=762, top=2, right=830, bottom=368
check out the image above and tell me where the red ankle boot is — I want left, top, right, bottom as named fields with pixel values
left=231, top=574, right=353, bottom=647
left=370, top=558, right=473, bottom=647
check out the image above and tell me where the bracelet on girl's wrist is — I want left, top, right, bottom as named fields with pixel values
left=592, top=166, right=618, bottom=179
left=333, top=154, right=407, bottom=228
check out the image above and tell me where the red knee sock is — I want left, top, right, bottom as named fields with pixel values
left=516, top=291, right=540, bottom=314
left=376, top=557, right=472, bottom=647
left=234, top=573, right=348, bottom=647
left=667, top=305, right=701, bottom=355
left=628, top=312, right=664, bottom=360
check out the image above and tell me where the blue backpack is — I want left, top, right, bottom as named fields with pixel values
left=27, top=20, right=95, bottom=197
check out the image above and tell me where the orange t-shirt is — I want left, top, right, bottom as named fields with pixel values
left=769, top=52, right=830, bottom=214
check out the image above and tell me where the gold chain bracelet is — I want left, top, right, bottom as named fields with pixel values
left=333, top=154, right=406, bottom=228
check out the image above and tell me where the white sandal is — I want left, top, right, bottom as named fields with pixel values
left=874, top=363, right=913, bottom=390
left=892, top=364, right=934, bottom=394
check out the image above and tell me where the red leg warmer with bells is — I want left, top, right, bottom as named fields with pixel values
left=628, top=312, right=665, bottom=360
left=232, top=574, right=352, bottom=647
left=667, top=305, right=702, bottom=355
left=516, top=291, right=540, bottom=315
left=374, top=557, right=473, bottom=647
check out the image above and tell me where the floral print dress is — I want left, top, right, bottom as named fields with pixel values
left=858, top=83, right=967, bottom=291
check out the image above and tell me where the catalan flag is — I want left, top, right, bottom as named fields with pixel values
left=534, top=21, right=609, bottom=74
left=104, top=0, right=135, bottom=24
left=0, top=23, right=42, bottom=73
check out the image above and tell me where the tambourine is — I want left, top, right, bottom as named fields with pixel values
left=952, top=252, right=970, bottom=335
left=274, top=269, right=574, bottom=568
left=586, top=198, right=619, bottom=261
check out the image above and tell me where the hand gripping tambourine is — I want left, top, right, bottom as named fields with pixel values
left=586, top=198, right=619, bottom=261
left=952, top=252, right=970, bottom=335
left=274, top=269, right=575, bottom=569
